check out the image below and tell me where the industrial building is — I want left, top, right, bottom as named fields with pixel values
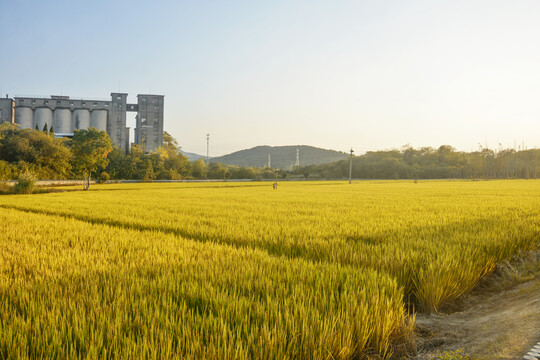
left=0, top=92, right=164, bottom=153
left=0, top=96, right=15, bottom=125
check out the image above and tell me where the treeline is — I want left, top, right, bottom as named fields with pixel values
left=2, top=123, right=539, bottom=181
left=0, top=124, right=280, bottom=181
left=295, top=145, right=540, bottom=179
left=105, top=132, right=284, bottom=181
left=0, top=123, right=72, bottom=180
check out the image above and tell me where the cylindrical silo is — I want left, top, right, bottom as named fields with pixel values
left=90, top=110, right=107, bottom=132
left=72, top=109, right=90, bottom=130
left=53, top=109, right=72, bottom=133
left=14, top=107, right=33, bottom=129
left=34, top=108, right=53, bottom=131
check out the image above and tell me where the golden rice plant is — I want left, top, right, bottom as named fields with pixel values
left=0, top=180, right=538, bottom=357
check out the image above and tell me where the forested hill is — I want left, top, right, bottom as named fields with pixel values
left=180, top=150, right=206, bottom=161
left=211, top=145, right=348, bottom=168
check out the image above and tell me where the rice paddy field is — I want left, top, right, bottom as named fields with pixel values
left=0, top=180, right=539, bottom=359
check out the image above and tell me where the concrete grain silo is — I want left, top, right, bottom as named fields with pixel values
left=34, top=107, right=53, bottom=131
left=90, top=110, right=107, bottom=132
left=72, top=109, right=90, bottom=130
left=11, top=91, right=163, bottom=153
left=14, top=107, right=33, bottom=129
left=53, top=109, right=72, bottom=133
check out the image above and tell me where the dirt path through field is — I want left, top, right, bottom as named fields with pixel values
left=415, top=259, right=540, bottom=359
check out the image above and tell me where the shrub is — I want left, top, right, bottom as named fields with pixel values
left=14, top=171, right=36, bottom=194
left=0, top=182, right=12, bottom=195
left=98, top=171, right=110, bottom=184
left=0, top=160, right=13, bottom=181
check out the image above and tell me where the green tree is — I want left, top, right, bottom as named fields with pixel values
left=125, top=145, right=146, bottom=179
left=191, top=159, right=208, bottom=179
left=71, top=128, right=113, bottom=190
left=161, top=132, right=190, bottom=178
left=0, top=123, right=72, bottom=179
left=105, top=133, right=191, bottom=180
left=208, top=163, right=228, bottom=179
left=0, top=160, right=13, bottom=180
left=104, top=146, right=128, bottom=179
left=230, top=166, right=257, bottom=179
left=143, top=158, right=155, bottom=182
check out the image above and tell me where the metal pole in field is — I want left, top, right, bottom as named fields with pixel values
left=349, top=148, right=354, bottom=184
left=206, top=134, right=210, bottom=164
left=275, top=170, right=278, bottom=190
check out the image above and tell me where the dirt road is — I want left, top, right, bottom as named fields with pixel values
left=415, top=254, right=540, bottom=359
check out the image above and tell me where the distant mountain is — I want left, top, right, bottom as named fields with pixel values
left=180, top=150, right=207, bottom=161
left=211, top=145, right=348, bottom=169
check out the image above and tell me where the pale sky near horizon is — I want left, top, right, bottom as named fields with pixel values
left=1, top=0, right=539, bottom=156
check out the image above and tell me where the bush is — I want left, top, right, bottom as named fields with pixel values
left=98, top=171, right=110, bottom=184
left=0, top=160, right=13, bottom=181
left=0, top=182, right=12, bottom=195
left=14, top=171, right=36, bottom=194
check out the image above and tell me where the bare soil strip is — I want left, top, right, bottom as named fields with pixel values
left=415, top=252, right=540, bottom=359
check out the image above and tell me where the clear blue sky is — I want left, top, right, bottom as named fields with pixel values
left=1, top=0, right=539, bottom=156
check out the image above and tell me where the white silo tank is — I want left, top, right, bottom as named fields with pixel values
left=34, top=108, right=53, bottom=131
left=90, top=110, right=107, bottom=132
left=72, top=109, right=90, bottom=130
left=53, top=109, right=72, bottom=133
left=14, top=107, right=33, bottom=129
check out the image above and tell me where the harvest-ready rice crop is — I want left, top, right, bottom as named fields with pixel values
left=0, top=180, right=538, bottom=358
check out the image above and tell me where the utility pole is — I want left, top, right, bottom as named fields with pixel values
left=534, top=147, right=538, bottom=179
left=268, top=153, right=271, bottom=168
left=349, top=148, right=354, bottom=184
left=206, top=133, right=210, bottom=165
left=296, top=149, right=300, bottom=169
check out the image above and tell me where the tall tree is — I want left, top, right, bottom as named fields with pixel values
left=71, top=128, right=113, bottom=190
left=190, top=159, right=208, bottom=178
left=0, top=123, right=72, bottom=179
left=160, top=131, right=190, bottom=179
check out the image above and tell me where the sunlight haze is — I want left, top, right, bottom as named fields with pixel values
left=1, top=0, right=539, bottom=156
